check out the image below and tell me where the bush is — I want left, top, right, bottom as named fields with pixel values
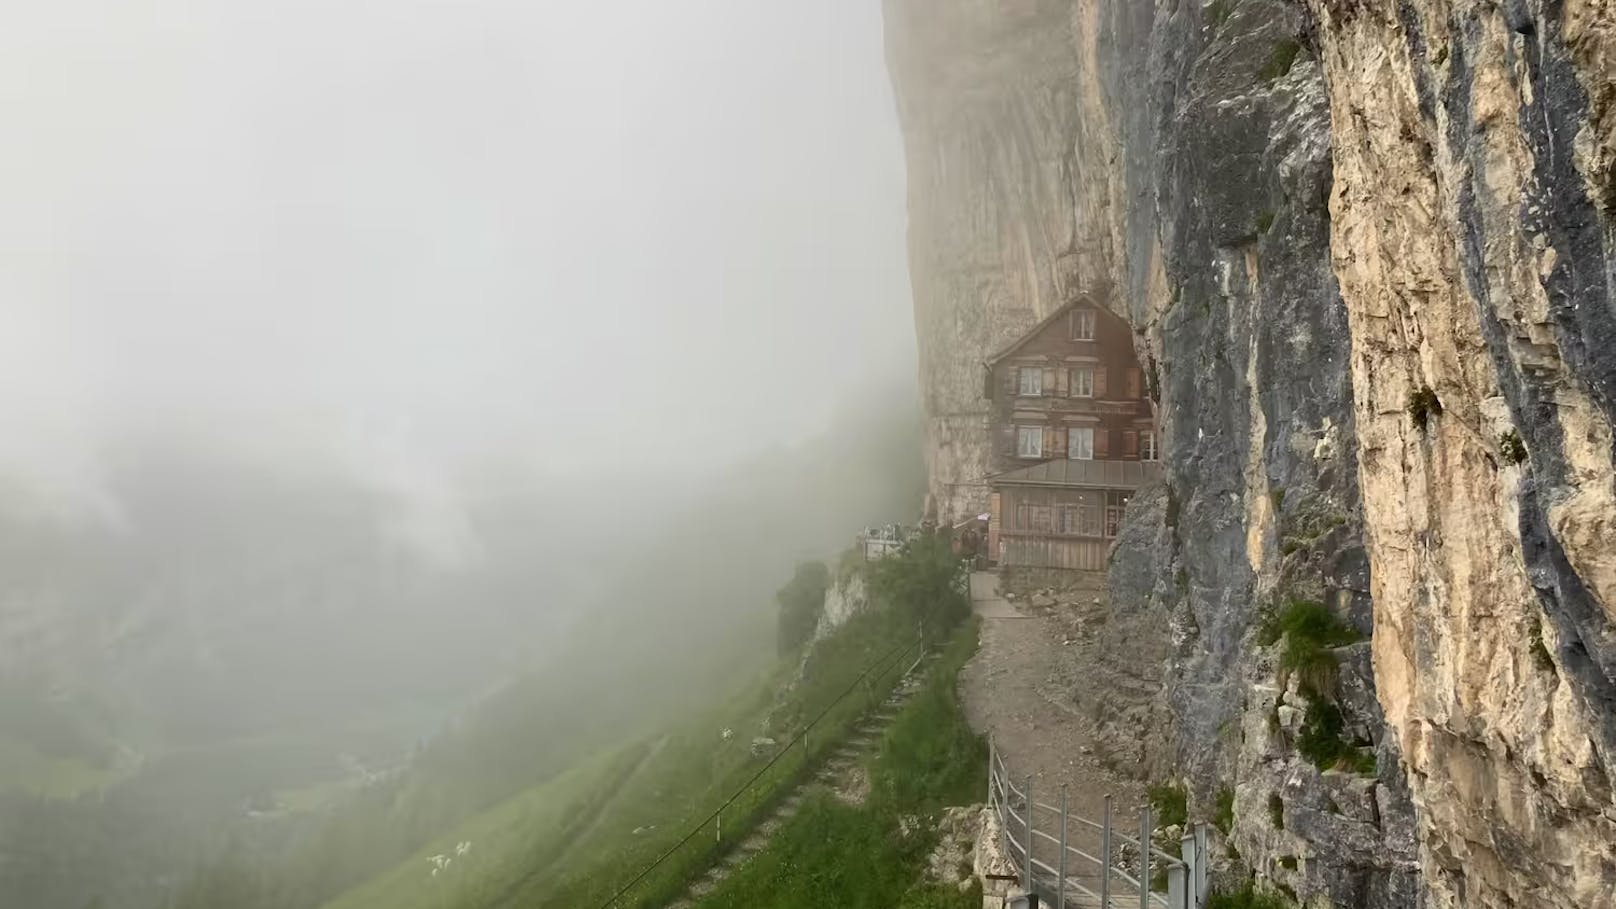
left=776, top=562, right=831, bottom=655
left=1407, top=386, right=1442, bottom=429
left=865, top=534, right=970, bottom=644
left=1500, top=430, right=1528, bottom=466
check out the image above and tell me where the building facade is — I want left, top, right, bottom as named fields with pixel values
left=983, top=298, right=1157, bottom=472
left=982, top=296, right=1160, bottom=570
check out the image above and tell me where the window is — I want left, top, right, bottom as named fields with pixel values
left=1018, top=368, right=1042, bottom=397
left=1071, top=308, right=1096, bottom=340
left=1079, top=505, right=1103, bottom=537
left=1029, top=505, right=1053, bottom=533
left=1068, top=427, right=1094, bottom=460
left=1105, top=506, right=1125, bottom=538
left=1126, top=368, right=1143, bottom=399
left=1105, top=492, right=1130, bottom=538
left=1071, top=367, right=1094, bottom=398
left=1142, top=430, right=1159, bottom=461
left=1060, top=506, right=1082, bottom=535
left=1017, top=426, right=1044, bottom=458
left=1014, top=501, right=1053, bottom=532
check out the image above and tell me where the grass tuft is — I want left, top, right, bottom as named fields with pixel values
left=1259, top=600, right=1360, bottom=699
left=1148, top=781, right=1189, bottom=829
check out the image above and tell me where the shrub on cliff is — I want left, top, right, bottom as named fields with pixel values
left=865, top=534, right=969, bottom=643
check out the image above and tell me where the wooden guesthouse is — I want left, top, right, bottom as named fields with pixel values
left=982, top=296, right=1161, bottom=570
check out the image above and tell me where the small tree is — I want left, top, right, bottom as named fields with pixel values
left=865, top=533, right=969, bottom=642
left=776, top=561, right=831, bottom=654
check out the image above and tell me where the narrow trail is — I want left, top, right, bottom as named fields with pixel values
left=663, top=650, right=939, bottom=909
left=961, top=571, right=1145, bottom=876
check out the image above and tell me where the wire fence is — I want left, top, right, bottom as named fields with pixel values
left=597, top=629, right=929, bottom=909
left=988, top=739, right=1210, bottom=909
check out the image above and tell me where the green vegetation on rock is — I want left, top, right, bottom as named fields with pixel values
left=1147, top=781, right=1189, bottom=828
left=1406, top=386, right=1443, bottom=430
left=1258, top=599, right=1360, bottom=699
left=1215, top=786, right=1235, bottom=835
left=777, top=560, right=831, bottom=654
left=1209, top=881, right=1295, bottom=909
left=693, top=620, right=985, bottom=909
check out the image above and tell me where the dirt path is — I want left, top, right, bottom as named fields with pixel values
left=961, top=572, right=1146, bottom=864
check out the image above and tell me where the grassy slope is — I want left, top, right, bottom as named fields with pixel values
left=691, top=620, right=987, bottom=909
left=316, top=606, right=921, bottom=909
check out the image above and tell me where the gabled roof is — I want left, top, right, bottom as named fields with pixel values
left=984, top=289, right=1126, bottom=366
left=990, top=458, right=1162, bottom=490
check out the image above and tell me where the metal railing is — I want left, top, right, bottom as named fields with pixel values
left=989, top=740, right=1210, bottom=909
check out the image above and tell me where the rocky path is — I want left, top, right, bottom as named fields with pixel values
left=961, top=571, right=1148, bottom=893
left=664, top=650, right=938, bottom=909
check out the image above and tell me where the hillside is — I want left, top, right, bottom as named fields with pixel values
left=1, top=382, right=926, bottom=909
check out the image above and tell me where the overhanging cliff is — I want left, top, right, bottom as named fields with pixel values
left=884, top=1, right=1616, bottom=906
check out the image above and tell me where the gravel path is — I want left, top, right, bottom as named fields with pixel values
left=961, top=571, right=1148, bottom=891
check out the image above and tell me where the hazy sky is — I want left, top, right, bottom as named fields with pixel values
left=1, top=1, right=914, bottom=506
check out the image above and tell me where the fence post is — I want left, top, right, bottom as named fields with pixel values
left=1024, top=776, right=1034, bottom=893
left=988, top=736, right=996, bottom=806
left=1100, top=795, right=1112, bottom=909
left=1058, top=787, right=1068, bottom=909
left=1194, top=824, right=1208, bottom=907
left=1179, top=832, right=1198, bottom=909
left=1139, top=804, right=1153, bottom=909
left=1167, top=865, right=1186, bottom=909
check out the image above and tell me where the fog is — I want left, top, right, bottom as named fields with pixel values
left=0, top=4, right=921, bottom=908
left=2, top=0, right=912, bottom=499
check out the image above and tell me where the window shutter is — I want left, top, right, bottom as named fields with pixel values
left=1043, top=426, right=1057, bottom=455
left=1127, top=369, right=1142, bottom=399
left=997, top=424, right=1015, bottom=457
left=1048, top=425, right=1066, bottom=455
left=1094, top=366, right=1109, bottom=398
left=1044, top=368, right=1058, bottom=396
left=1006, top=366, right=1019, bottom=396
left=1123, top=430, right=1139, bottom=458
left=1055, top=367, right=1069, bottom=397
left=1095, top=428, right=1110, bottom=458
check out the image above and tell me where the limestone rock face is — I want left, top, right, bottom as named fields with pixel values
left=883, top=0, right=1616, bottom=906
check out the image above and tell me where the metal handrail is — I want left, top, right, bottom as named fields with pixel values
left=988, top=740, right=1205, bottom=909
left=1030, top=797, right=1186, bottom=866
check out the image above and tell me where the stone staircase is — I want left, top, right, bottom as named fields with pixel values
left=663, top=651, right=940, bottom=909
